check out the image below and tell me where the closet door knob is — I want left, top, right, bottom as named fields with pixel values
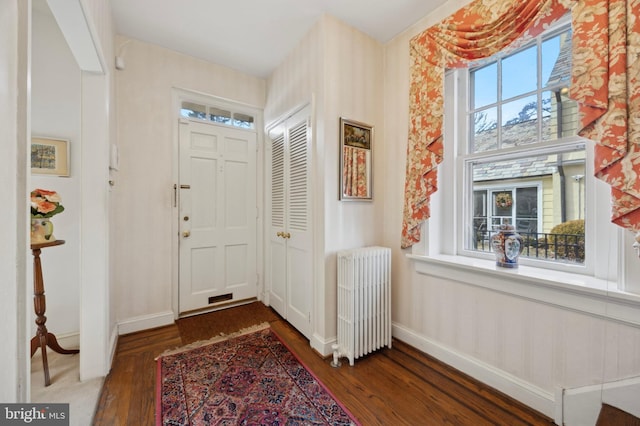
left=183, top=231, right=191, bottom=238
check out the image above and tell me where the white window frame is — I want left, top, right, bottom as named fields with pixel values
left=408, top=23, right=640, bottom=326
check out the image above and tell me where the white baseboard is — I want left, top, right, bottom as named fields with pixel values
left=117, top=310, right=174, bottom=335
left=310, top=333, right=335, bottom=358
left=392, top=323, right=556, bottom=419
left=108, top=324, right=118, bottom=370
left=562, top=376, right=640, bottom=425
left=56, top=332, right=80, bottom=350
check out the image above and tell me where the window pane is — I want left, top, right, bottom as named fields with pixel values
left=542, top=31, right=572, bottom=89
left=209, top=107, right=231, bottom=124
left=472, top=107, right=498, bottom=152
left=472, top=63, right=497, bottom=108
left=181, top=102, right=207, bottom=120
left=233, top=112, right=255, bottom=129
left=501, top=94, right=537, bottom=148
left=502, top=45, right=537, bottom=100
left=542, top=89, right=578, bottom=141
left=516, top=187, right=538, bottom=234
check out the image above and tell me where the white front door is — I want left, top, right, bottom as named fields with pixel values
left=178, top=118, right=257, bottom=314
left=267, top=107, right=313, bottom=339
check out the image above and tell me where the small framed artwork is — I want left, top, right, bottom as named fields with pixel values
left=340, top=118, right=372, bottom=200
left=31, top=137, right=70, bottom=176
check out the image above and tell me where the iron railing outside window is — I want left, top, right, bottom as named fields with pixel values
left=474, top=229, right=585, bottom=263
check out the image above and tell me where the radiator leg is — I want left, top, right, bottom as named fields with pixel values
left=330, top=344, right=342, bottom=368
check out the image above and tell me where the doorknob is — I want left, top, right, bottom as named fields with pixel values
left=277, top=231, right=283, bottom=237
left=284, top=232, right=291, bottom=239
left=183, top=231, right=191, bottom=238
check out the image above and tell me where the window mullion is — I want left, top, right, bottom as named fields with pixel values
left=537, top=35, right=543, bottom=142
left=497, top=58, right=502, bottom=150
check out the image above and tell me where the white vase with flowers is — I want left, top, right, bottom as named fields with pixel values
left=30, top=188, right=64, bottom=244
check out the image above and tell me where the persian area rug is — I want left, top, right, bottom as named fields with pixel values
left=156, top=323, right=359, bottom=425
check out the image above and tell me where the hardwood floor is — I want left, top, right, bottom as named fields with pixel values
left=93, top=302, right=554, bottom=425
left=596, top=404, right=640, bottom=426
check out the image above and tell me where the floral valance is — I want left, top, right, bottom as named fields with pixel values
left=402, top=0, right=640, bottom=248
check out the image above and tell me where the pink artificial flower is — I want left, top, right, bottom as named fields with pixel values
left=30, top=188, right=64, bottom=217
left=34, top=200, right=57, bottom=214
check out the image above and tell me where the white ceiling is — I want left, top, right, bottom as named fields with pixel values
left=110, top=0, right=448, bottom=78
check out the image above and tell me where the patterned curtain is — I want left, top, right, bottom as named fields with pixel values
left=572, top=0, right=640, bottom=232
left=343, top=146, right=368, bottom=197
left=402, top=0, right=640, bottom=248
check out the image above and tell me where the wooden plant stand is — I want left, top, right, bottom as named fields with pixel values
left=30, top=240, right=79, bottom=386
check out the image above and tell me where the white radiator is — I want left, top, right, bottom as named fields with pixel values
left=336, top=246, right=392, bottom=366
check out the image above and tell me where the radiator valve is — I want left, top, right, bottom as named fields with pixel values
left=330, top=344, right=342, bottom=368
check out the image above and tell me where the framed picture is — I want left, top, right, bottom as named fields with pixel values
left=340, top=118, right=372, bottom=200
left=31, top=137, right=70, bottom=176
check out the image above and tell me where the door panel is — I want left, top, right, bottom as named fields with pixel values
left=179, top=119, right=257, bottom=314
left=269, top=240, right=286, bottom=314
left=287, top=244, right=311, bottom=334
left=283, top=118, right=312, bottom=337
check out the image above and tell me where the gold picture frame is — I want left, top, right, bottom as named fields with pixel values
left=31, top=137, right=70, bottom=176
left=339, top=118, right=372, bottom=200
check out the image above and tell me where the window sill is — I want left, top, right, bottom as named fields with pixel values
left=407, top=253, right=640, bottom=327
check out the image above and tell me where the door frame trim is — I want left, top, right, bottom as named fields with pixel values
left=170, top=87, right=265, bottom=319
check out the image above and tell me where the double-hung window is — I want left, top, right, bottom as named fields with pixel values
left=438, top=17, right=619, bottom=279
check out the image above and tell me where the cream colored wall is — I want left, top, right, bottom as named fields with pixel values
left=114, top=37, right=265, bottom=323
left=321, top=15, right=384, bottom=343
left=264, top=20, right=323, bottom=123
left=265, top=14, right=384, bottom=350
left=382, top=0, right=640, bottom=418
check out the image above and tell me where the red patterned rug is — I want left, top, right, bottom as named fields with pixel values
left=156, top=324, right=359, bottom=425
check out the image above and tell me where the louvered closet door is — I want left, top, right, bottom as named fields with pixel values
left=267, top=107, right=312, bottom=339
